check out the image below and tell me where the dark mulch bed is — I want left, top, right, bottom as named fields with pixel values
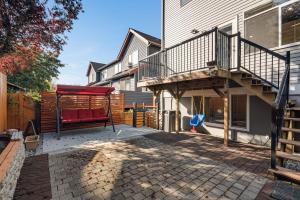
left=13, top=154, right=51, bottom=200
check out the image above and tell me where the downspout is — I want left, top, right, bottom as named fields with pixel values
left=160, top=0, right=166, bottom=130
left=161, top=0, right=165, bottom=50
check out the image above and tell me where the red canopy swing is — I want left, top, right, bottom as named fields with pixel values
left=56, top=85, right=116, bottom=139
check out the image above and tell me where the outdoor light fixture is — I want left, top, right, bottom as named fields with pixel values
left=191, top=29, right=199, bottom=34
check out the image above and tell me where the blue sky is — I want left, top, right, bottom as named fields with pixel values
left=57, top=0, right=161, bottom=85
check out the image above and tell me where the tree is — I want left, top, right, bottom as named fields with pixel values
left=0, top=0, right=83, bottom=73
left=8, top=53, right=63, bottom=101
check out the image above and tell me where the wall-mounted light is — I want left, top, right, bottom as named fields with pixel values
left=191, top=29, right=199, bottom=34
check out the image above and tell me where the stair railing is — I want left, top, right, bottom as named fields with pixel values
left=270, top=51, right=290, bottom=169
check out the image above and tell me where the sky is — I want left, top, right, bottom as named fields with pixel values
left=57, top=0, right=161, bottom=86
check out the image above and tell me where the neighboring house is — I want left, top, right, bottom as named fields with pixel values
left=86, top=62, right=106, bottom=85
left=90, top=28, right=161, bottom=106
left=137, top=0, right=300, bottom=181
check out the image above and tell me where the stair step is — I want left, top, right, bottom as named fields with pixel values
left=276, top=151, right=300, bottom=162
left=279, top=139, right=300, bottom=147
left=268, top=166, right=300, bottom=183
left=284, top=117, right=300, bottom=122
left=286, top=107, right=300, bottom=111
left=282, top=127, right=300, bottom=134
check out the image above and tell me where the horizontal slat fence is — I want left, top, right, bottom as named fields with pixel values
left=123, top=112, right=133, bottom=126
left=145, top=111, right=156, bottom=129
left=0, top=73, right=7, bottom=132
left=7, top=93, right=36, bottom=131
left=41, top=92, right=124, bottom=133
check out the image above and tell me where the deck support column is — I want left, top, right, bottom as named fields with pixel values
left=167, top=84, right=185, bottom=134
left=224, top=81, right=229, bottom=146
left=152, top=89, right=162, bottom=130
left=175, top=96, right=180, bottom=134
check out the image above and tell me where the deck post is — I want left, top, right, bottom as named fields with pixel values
left=224, top=81, right=229, bottom=146
left=175, top=96, right=180, bottom=134
left=152, top=89, right=162, bottom=130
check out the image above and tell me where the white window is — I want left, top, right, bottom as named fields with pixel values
left=128, top=50, right=139, bottom=66
left=114, top=63, right=122, bottom=74
left=244, top=0, right=300, bottom=48
left=132, top=50, right=139, bottom=66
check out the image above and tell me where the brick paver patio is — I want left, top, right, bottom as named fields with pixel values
left=48, top=132, right=271, bottom=200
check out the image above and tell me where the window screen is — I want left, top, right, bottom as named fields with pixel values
left=282, top=2, right=300, bottom=45
left=245, top=8, right=279, bottom=48
left=231, top=95, right=247, bottom=128
left=205, top=97, right=224, bottom=124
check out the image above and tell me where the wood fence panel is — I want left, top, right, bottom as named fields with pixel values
left=136, top=112, right=144, bottom=128
left=0, top=73, right=7, bottom=132
left=123, top=112, right=133, bottom=126
left=7, top=93, right=36, bottom=131
left=40, top=92, right=124, bottom=133
left=145, top=111, right=156, bottom=129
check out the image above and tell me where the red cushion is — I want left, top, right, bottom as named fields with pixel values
left=93, top=116, right=109, bottom=121
left=80, top=118, right=95, bottom=123
left=62, top=109, right=78, bottom=121
left=78, top=109, right=92, bottom=119
left=92, top=108, right=106, bottom=118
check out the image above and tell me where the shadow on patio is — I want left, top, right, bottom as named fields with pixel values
left=48, top=132, right=269, bottom=199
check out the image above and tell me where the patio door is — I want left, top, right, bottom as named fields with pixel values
left=218, top=16, right=238, bottom=68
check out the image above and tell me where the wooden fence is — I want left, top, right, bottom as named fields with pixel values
left=122, top=111, right=145, bottom=128
left=145, top=111, right=156, bottom=129
left=7, top=93, right=36, bottom=131
left=0, top=73, right=7, bottom=132
left=40, top=92, right=124, bottom=133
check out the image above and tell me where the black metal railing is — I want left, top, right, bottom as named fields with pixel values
left=138, top=28, right=218, bottom=80
left=138, top=27, right=288, bottom=90
left=271, top=51, right=290, bottom=169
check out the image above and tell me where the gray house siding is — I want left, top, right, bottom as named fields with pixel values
left=121, top=35, right=148, bottom=70
left=164, top=0, right=300, bottom=95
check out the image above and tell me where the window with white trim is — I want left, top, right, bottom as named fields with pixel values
left=114, top=63, right=122, bottom=74
left=128, top=50, right=139, bottom=66
left=244, top=0, right=300, bottom=48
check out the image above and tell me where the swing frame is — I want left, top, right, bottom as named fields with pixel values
left=55, top=85, right=116, bottom=139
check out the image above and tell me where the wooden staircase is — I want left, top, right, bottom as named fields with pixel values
left=269, top=106, right=300, bottom=184
left=218, top=70, right=277, bottom=105
left=223, top=70, right=300, bottom=184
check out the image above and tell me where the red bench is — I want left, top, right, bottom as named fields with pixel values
left=61, top=108, right=109, bottom=124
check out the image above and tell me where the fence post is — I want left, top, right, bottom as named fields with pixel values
left=133, top=102, right=137, bottom=127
